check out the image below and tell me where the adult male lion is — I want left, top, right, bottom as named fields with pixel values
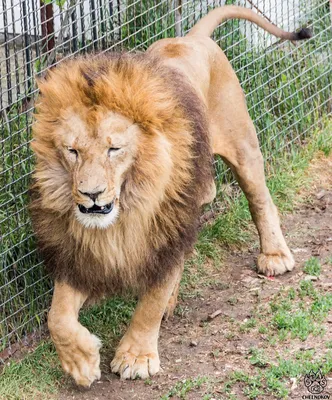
left=30, top=6, right=311, bottom=387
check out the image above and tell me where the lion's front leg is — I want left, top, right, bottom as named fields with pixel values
left=111, top=266, right=181, bottom=380
left=48, top=282, right=101, bottom=387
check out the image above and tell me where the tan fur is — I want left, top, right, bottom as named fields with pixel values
left=30, top=6, right=309, bottom=387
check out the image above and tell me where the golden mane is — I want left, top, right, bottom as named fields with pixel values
left=30, top=53, right=213, bottom=299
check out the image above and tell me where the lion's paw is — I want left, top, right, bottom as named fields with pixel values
left=111, top=350, right=160, bottom=380
left=54, top=327, right=101, bottom=387
left=257, top=251, right=295, bottom=277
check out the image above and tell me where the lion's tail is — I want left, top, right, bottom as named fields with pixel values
left=187, top=5, right=312, bottom=41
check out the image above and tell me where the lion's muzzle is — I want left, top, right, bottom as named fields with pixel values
left=78, top=201, right=114, bottom=215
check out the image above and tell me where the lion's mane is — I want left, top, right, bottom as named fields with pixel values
left=30, top=53, right=213, bottom=299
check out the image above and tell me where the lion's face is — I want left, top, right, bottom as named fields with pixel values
left=56, top=110, right=140, bottom=229
left=32, top=57, right=191, bottom=232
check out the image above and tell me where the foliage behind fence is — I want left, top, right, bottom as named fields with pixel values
left=0, top=0, right=331, bottom=352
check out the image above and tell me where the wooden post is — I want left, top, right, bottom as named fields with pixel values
left=40, top=0, right=55, bottom=54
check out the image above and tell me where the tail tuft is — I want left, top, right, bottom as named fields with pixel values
left=293, top=27, right=312, bottom=41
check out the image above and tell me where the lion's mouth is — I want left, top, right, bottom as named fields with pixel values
left=78, top=202, right=114, bottom=215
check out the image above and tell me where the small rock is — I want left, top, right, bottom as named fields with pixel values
left=290, top=377, right=298, bottom=391
left=207, top=309, right=222, bottom=321
left=304, top=275, right=318, bottom=281
left=190, top=340, right=198, bottom=347
left=249, top=287, right=261, bottom=292
left=292, top=248, right=309, bottom=253
left=257, top=274, right=274, bottom=281
left=320, top=282, right=332, bottom=288
left=316, top=190, right=326, bottom=200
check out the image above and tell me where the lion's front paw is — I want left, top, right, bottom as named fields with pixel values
left=111, top=347, right=160, bottom=380
left=257, top=251, right=295, bottom=276
left=53, top=325, right=101, bottom=387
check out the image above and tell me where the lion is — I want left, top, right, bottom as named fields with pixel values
left=30, top=6, right=311, bottom=387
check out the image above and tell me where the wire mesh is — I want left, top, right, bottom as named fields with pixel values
left=0, top=0, right=331, bottom=353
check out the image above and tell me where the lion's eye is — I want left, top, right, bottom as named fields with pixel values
left=108, top=147, right=121, bottom=155
left=68, top=148, right=78, bottom=157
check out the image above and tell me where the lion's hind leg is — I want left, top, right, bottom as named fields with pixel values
left=209, top=72, right=294, bottom=276
left=212, top=123, right=294, bottom=275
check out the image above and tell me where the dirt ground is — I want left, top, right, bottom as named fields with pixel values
left=59, top=156, right=332, bottom=400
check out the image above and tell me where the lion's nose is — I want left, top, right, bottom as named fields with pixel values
left=78, top=188, right=105, bottom=202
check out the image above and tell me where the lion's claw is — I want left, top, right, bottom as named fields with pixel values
left=111, top=350, right=160, bottom=380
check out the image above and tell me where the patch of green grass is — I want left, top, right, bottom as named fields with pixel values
left=287, top=287, right=296, bottom=300
left=0, top=341, right=62, bottom=400
left=160, top=376, right=209, bottom=400
left=272, top=308, right=321, bottom=341
left=195, top=238, right=222, bottom=263
left=121, top=0, right=177, bottom=50
left=79, top=297, right=135, bottom=351
left=258, top=325, right=268, bottom=334
left=225, top=371, right=264, bottom=399
left=200, top=194, right=253, bottom=248
left=248, top=348, right=268, bottom=368
left=303, top=257, right=321, bottom=276
left=268, top=286, right=332, bottom=341
left=247, top=268, right=332, bottom=347
left=311, top=292, right=332, bottom=319
left=223, top=350, right=332, bottom=399
left=239, top=318, right=257, bottom=333
left=298, top=280, right=316, bottom=298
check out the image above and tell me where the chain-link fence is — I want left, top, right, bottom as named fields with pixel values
left=0, top=0, right=331, bottom=354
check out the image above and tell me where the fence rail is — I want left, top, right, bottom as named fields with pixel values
left=0, top=0, right=331, bottom=354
